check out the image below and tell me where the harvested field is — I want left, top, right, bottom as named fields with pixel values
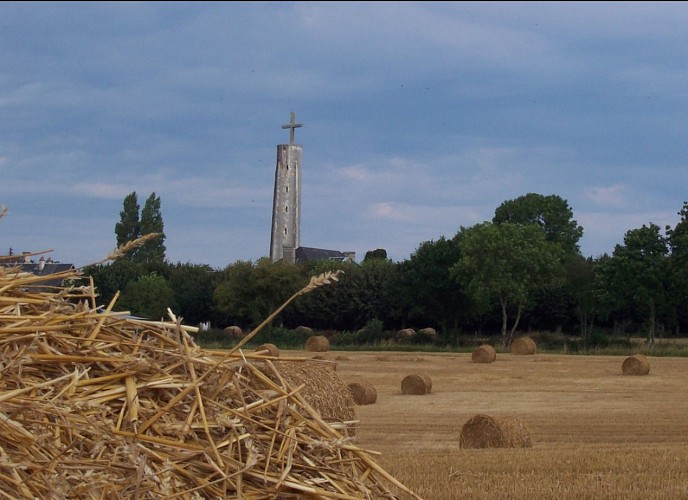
left=280, top=349, right=688, bottom=499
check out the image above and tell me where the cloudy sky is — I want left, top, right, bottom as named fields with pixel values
left=2, top=2, right=687, bottom=269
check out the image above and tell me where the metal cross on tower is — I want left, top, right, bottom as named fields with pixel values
left=281, top=112, right=303, bottom=145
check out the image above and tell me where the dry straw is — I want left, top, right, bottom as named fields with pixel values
left=472, top=344, right=497, bottom=363
left=0, top=263, right=422, bottom=499
left=401, top=372, right=432, bottom=395
left=305, top=334, right=330, bottom=352
left=511, top=336, right=537, bottom=355
left=459, top=414, right=533, bottom=449
left=348, top=381, right=378, bottom=405
left=622, top=353, right=651, bottom=375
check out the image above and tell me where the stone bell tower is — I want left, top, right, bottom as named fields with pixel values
left=269, top=112, right=302, bottom=263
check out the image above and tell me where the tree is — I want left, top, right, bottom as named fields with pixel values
left=115, top=192, right=141, bottom=258
left=397, top=237, right=467, bottom=337
left=451, top=222, right=564, bottom=347
left=213, top=259, right=304, bottom=329
left=168, top=263, right=216, bottom=326
left=600, top=224, right=669, bottom=344
left=118, top=273, right=178, bottom=321
left=114, top=191, right=166, bottom=264
left=138, top=193, right=166, bottom=264
left=364, top=249, right=388, bottom=261
left=493, top=193, right=583, bottom=255
left=666, top=202, right=688, bottom=333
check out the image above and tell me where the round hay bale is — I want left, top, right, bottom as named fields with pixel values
left=417, top=327, right=437, bottom=340
left=472, top=344, right=497, bottom=363
left=310, top=356, right=337, bottom=371
left=347, top=381, right=377, bottom=405
left=305, top=335, right=330, bottom=352
left=223, top=325, right=243, bottom=338
left=419, top=372, right=432, bottom=393
left=459, top=414, right=533, bottom=449
left=622, top=354, right=650, bottom=375
left=295, top=325, right=314, bottom=335
left=511, top=336, right=537, bottom=355
left=255, top=343, right=279, bottom=357
left=395, top=328, right=416, bottom=342
left=264, top=361, right=356, bottom=427
left=401, top=373, right=431, bottom=395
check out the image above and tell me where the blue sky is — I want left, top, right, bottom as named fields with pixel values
left=2, top=2, right=687, bottom=268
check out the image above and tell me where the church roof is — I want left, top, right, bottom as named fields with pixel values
left=295, top=247, right=354, bottom=263
left=0, top=262, right=76, bottom=289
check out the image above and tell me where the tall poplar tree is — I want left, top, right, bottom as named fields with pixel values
left=115, top=192, right=141, bottom=260
left=139, top=192, right=166, bottom=264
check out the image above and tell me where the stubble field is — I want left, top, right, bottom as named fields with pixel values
left=286, top=350, right=688, bottom=500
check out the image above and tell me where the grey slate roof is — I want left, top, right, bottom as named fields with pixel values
left=0, top=262, right=76, bottom=289
left=294, top=247, right=352, bottom=263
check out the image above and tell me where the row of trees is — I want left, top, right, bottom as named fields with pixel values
left=84, top=192, right=688, bottom=347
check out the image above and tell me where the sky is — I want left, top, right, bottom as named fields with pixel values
left=2, top=2, right=688, bottom=269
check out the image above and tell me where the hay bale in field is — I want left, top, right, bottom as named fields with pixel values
left=401, top=372, right=432, bottom=395
left=224, top=325, right=243, bottom=338
left=305, top=335, right=330, bottom=352
left=395, top=328, right=416, bottom=342
left=347, top=381, right=378, bottom=405
left=472, top=344, right=497, bottom=363
left=255, top=343, right=279, bottom=357
left=263, top=361, right=355, bottom=425
left=511, top=336, right=537, bottom=355
left=417, top=327, right=437, bottom=340
left=295, top=325, right=314, bottom=335
left=622, top=353, right=650, bottom=375
left=459, top=414, right=533, bottom=449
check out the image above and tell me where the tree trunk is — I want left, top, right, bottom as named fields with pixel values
left=500, top=297, right=509, bottom=347
left=507, top=304, right=523, bottom=347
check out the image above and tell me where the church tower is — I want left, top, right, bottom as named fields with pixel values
left=269, top=112, right=302, bottom=263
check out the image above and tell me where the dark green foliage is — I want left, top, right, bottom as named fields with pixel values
left=493, top=192, right=583, bottom=255
left=114, top=191, right=166, bottom=264
left=115, top=192, right=140, bottom=252
left=138, top=193, right=166, bottom=264
left=118, top=272, right=178, bottom=320
left=167, top=262, right=216, bottom=326
left=364, top=248, right=388, bottom=261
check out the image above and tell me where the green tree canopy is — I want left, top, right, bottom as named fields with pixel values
left=397, top=236, right=467, bottom=335
left=451, top=222, right=565, bottom=346
left=493, top=193, right=583, bottom=255
left=599, top=223, right=669, bottom=343
left=138, top=192, right=166, bottom=264
left=118, top=272, right=178, bottom=321
left=115, top=192, right=140, bottom=256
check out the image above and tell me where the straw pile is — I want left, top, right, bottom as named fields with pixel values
left=511, top=336, right=537, bottom=355
left=0, top=264, right=420, bottom=499
left=254, top=342, right=279, bottom=357
left=622, top=353, right=651, bottom=375
left=401, top=373, right=432, bottom=395
left=459, top=414, right=533, bottom=449
left=348, top=381, right=378, bottom=405
left=472, top=344, right=497, bottom=363
left=305, top=334, right=330, bottom=352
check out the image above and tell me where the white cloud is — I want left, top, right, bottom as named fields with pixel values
left=583, top=184, right=629, bottom=208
